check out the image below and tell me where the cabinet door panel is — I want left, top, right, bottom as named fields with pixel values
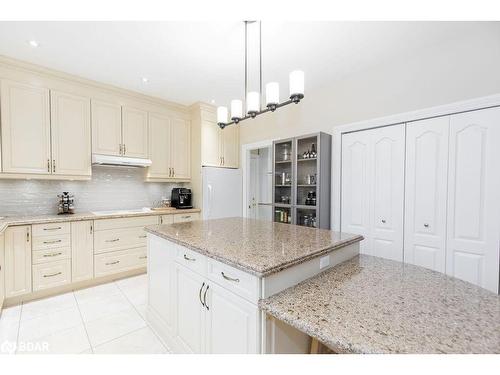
left=205, top=283, right=258, bottom=353
left=341, top=131, right=371, bottom=253
left=201, top=120, right=221, bottom=167
left=404, top=117, right=449, bottom=272
left=0, top=234, right=4, bottom=308
left=171, top=118, right=191, bottom=179
left=221, top=125, right=239, bottom=168
left=50, top=91, right=91, bottom=176
left=71, top=221, right=94, bottom=282
left=148, top=113, right=171, bottom=179
left=122, top=106, right=149, bottom=158
left=4, top=226, right=32, bottom=298
left=173, top=263, right=205, bottom=353
left=446, top=107, right=500, bottom=293
left=91, top=100, right=122, bottom=156
left=1, top=80, right=51, bottom=174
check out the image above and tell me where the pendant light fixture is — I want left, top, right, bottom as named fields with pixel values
left=217, top=21, right=304, bottom=129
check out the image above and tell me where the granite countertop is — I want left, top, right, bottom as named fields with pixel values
left=144, top=217, right=363, bottom=277
left=0, top=208, right=201, bottom=235
left=259, top=255, right=500, bottom=354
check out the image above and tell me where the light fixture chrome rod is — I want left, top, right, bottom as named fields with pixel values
left=219, top=96, right=303, bottom=129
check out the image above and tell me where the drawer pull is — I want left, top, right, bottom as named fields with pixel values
left=199, top=282, right=206, bottom=307
left=221, top=272, right=240, bottom=283
left=105, top=260, right=120, bottom=266
left=43, top=239, right=62, bottom=244
left=105, top=238, right=120, bottom=242
left=181, top=216, right=191, bottom=219
left=183, top=254, right=196, bottom=262
left=203, top=284, right=209, bottom=310
left=139, top=255, right=147, bottom=259
left=43, top=271, right=62, bottom=278
left=43, top=227, right=62, bottom=231
left=43, top=252, right=62, bottom=258
left=139, top=235, right=147, bottom=238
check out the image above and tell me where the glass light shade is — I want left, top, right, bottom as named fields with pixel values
left=230, top=100, right=243, bottom=119
left=265, top=82, right=280, bottom=105
left=216, top=106, right=228, bottom=124
left=247, top=92, right=260, bottom=114
left=289, top=70, right=305, bottom=97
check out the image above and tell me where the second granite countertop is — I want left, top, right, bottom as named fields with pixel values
left=144, top=217, right=363, bottom=277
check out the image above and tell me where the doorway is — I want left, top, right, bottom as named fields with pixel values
left=245, top=145, right=273, bottom=221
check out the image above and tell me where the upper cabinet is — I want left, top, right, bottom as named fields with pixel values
left=122, top=106, right=149, bottom=158
left=147, top=114, right=191, bottom=181
left=200, top=117, right=239, bottom=169
left=91, top=100, right=122, bottom=156
left=1, top=80, right=51, bottom=174
left=0, top=80, right=91, bottom=178
left=50, top=91, right=91, bottom=177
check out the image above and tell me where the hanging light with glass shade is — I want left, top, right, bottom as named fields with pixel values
left=217, top=21, right=304, bottom=129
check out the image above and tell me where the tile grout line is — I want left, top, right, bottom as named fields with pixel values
left=73, top=291, right=94, bottom=354
left=114, top=277, right=170, bottom=353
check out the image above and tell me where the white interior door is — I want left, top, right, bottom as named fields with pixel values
left=404, top=117, right=449, bottom=272
left=446, top=107, right=500, bottom=293
left=248, top=153, right=259, bottom=219
left=341, top=130, right=371, bottom=254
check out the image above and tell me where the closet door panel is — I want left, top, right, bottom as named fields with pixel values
left=446, top=107, right=500, bottom=293
left=341, top=131, right=371, bottom=254
left=369, top=124, right=405, bottom=262
left=404, top=117, right=449, bottom=272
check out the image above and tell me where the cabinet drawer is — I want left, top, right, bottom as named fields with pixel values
left=173, top=212, right=200, bottom=223
left=32, top=222, right=70, bottom=237
left=207, top=258, right=260, bottom=304
left=175, top=246, right=207, bottom=276
left=94, top=216, right=158, bottom=231
left=32, top=234, right=71, bottom=251
left=32, top=246, right=71, bottom=265
left=94, top=247, right=147, bottom=278
left=94, top=227, right=148, bottom=254
left=159, top=215, right=174, bottom=225
left=32, top=259, right=71, bottom=292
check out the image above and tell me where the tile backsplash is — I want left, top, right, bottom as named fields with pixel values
left=0, top=166, right=182, bottom=216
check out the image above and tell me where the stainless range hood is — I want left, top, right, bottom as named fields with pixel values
left=92, top=154, right=152, bottom=167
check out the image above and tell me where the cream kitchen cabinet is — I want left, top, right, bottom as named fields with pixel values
left=91, top=99, right=122, bottom=156
left=1, top=80, right=51, bottom=174
left=71, top=221, right=94, bottom=282
left=147, top=115, right=191, bottom=181
left=173, top=212, right=200, bottom=223
left=4, top=226, right=32, bottom=298
left=0, top=234, right=5, bottom=309
left=122, top=106, right=149, bottom=158
left=201, top=119, right=239, bottom=168
left=50, top=91, right=91, bottom=176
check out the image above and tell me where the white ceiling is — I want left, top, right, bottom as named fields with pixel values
left=0, top=21, right=497, bottom=106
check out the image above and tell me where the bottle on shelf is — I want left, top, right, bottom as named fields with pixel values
left=311, top=143, right=317, bottom=158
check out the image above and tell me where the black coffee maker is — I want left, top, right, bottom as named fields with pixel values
left=171, top=188, right=193, bottom=209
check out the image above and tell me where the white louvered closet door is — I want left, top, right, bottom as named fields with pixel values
left=404, top=117, right=449, bottom=272
left=446, top=107, right=500, bottom=293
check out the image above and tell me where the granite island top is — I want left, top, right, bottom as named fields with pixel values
left=259, top=255, right=500, bottom=354
left=0, top=208, right=201, bottom=235
left=144, top=217, right=363, bottom=277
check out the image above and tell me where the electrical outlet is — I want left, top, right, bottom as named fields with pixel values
left=319, top=255, right=330, bottom=269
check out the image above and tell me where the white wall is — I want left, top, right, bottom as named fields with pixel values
left=240, top=26, right=500, bottom=145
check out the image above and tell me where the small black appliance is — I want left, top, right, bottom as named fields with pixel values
left=171, top=188, right=193, bottom=209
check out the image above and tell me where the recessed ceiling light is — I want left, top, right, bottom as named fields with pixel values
left=141, top=77, right=149, bottom=84
left=210, top=99, right=216, bottom=104
left=28, top=40, right=39, bottom=48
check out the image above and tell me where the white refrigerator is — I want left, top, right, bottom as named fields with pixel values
left=202, top=166, right=243, bottom=220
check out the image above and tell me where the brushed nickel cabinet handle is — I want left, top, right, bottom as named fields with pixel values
left=139, top=255, right=147, bottom=259
left=90, top=224, right=93, bottom=234
left=105, top=260, right=120, bottom=266
left=221, top=272, right=240, bottom=283
left=105, top=238, right=120, bottom=242
left=43, top=271, right=62, bottom=278
left=424, top=223, right=429, bottom=228
left=181, top=215, right=191, bottom=219
left=47, top=159, right=51, bottom=172
left=26, top=228, right=30, bottom=242
left=43, top=227, right=62, bottom=231
left=123, top=144, right=126, bottom=155
left=183, top=254, right=196, bottom=262
left=53, top=159, right=56, bottom=173
left=119, top=144, right=123, bottom=155
left=43, top=252, right=62, bottom=258
left=139, top=235, right=147, bottom=238
left=43, top=239, right=62, bottom=244
left=199, top=282, right=205, bottom=307
left=203, top=284, right=209, bottom=310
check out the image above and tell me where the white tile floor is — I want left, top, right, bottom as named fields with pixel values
left=0, top=274, right=170, bottom=354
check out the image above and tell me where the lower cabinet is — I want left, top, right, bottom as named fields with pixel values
left=4, top=226, right=32, bottom=298
left=0, top=234, right=5, bottom=309
left=32, top=259, right=71, bottom=292
left=94, top=247, right=147, bottom=278
left=173, top=212, right=200, bottom=223
left=71, top=221, right=94, bottom=282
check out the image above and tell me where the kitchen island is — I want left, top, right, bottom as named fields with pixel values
left=144, top=217, right=363, bottom=353
left=260, top=255, right=500, bottom=354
